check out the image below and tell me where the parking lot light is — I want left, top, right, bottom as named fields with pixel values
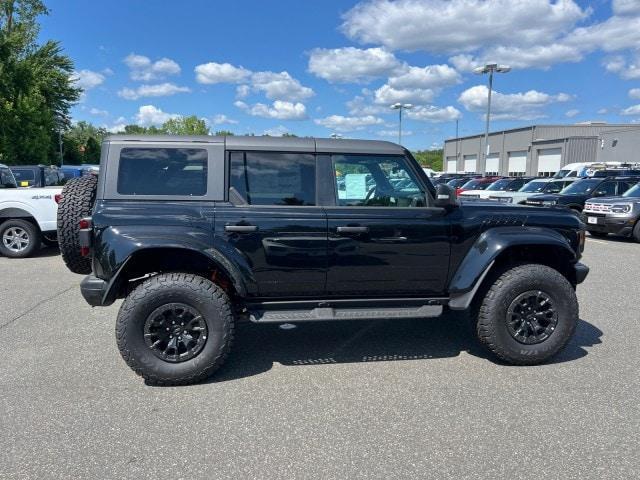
left=474, top=63, right=511, bottom=176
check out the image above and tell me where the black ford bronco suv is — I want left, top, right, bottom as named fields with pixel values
left=57, top=135, right=589, bottom=385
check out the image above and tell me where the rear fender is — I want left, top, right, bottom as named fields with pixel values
left=93, top=225, right=253, bottom=304
left=448, top=226, right=576, bottom=310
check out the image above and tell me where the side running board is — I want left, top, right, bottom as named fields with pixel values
left=248, top=305, right=443, bottom=323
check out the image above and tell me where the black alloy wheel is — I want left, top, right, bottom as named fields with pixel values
left=506, top=290, right=558, bottom=345
left=143, top=303, right=208, bottom=362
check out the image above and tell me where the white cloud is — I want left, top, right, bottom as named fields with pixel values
left=340, top=0, right=640, bottom=73
left=341, top=0, right=588, bottom=53
left=235, top=100, right=307, bottom=120
left=458, top=85, right=571, bottom=120
left=71, top=69, right=105, bottom=90
left=308, top=47, right=400, bottom=83
left=597, top=108, right=608, bottom=115
left=314, top=114, right=383, bottom=132
left=346, top=95, right=388, bottom=115
left=210, top=114, right=238, bottom=125
left=620, top=104, right=640, bottom=116
left=565, top=108, right=580, bottom=118
left=376, top=129, right=413, bottom=137
left=373, top=84, right=435, bottom=105
left=629, top=88, right=640, bottom=99
left=604, top=54, right=640, bottom=80
left=236, top=85, right=251, bottom=98
left=263, top=125, right=290, bottom=136
left=118, top=83, right=191, bottom=100
left=195, top=63, right=313, bottom=102
left=406, top=105, right=462, bottom=122
left=388, top=64, right=461, bottom=89
left=105, top=116, right=128, bottom=133
left=134, top=105, right=180, bottom=126
left=613, top=0, right=640, bottom=16
left=250, top=71, right=314, bottom=101
left=194, top=62, right=251, bottom=84
left=88, top=107, right=108, bottom=117
left=124, top=53, right=180, bottom=81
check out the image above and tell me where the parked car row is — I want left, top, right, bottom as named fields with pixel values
left=442, top=170, right=640, bottom=242
left=0, top=163, right=99, bottom=258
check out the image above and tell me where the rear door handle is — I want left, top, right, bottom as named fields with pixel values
left=336, top=226, right=369, bottom=234
left=225, top=224, right=258, bottom=233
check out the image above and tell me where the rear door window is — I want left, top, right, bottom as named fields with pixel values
left=117, top=148, right=207, bottom=196
left=229, top=151, right=316, bottom=206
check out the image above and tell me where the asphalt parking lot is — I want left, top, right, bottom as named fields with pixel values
left=1, top=237, right=638, bottom=479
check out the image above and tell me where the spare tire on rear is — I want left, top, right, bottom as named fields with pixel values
left=57, top=175, right=98, bottom=274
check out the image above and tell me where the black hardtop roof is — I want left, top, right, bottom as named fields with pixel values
left=104, top=134, right=405, bottom=155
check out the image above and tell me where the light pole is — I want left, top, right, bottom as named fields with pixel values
left=473, top=63, right=510, bottom=175
left=390, top=103, right=413, bottom=145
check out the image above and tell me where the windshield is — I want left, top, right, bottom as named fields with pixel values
left=447, top=178, right=469, bottom=188
left=561, top=179, right=601, bottom=195
left=543, top=181, right=567, bottom=193
left=519, top=180, right=548, bottom=193
left=553, top=169, right=570, bottom=179
left=460, top=179, right=488, bottom=190
left=12, top=169, right=35, bottom=181
left=622, top=183, right=640, bottom=198
left=0, top=167, right=17, bottom=188
left=486, top=179, right=511, bottom=191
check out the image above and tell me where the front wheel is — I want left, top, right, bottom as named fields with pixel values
left=476, top=264, right=578, bottom=365
left=116, top=273, right=235, bottom=385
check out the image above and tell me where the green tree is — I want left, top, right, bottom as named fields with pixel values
left=0, top=0, right=81, bottom=165
left=162, top=116, right=209, bottom=135
left=412, top=149, right=443, bottom=172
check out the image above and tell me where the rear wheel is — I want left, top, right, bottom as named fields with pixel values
left=0, top=219, right=40, bottom=258
left=116, top=273, right=235, bottom=386
left=57, top=175, right=97, bottom=274
left=476, top=264, right=578, bottom=365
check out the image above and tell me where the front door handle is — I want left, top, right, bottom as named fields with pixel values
left=225, top=224, right=258, bottom=233
left=336, top=226, right=369, bottom=234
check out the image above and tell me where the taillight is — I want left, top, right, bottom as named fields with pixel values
left=54, top=194, right=62, bottom=204
left=78, top=218, right=93, bottom=256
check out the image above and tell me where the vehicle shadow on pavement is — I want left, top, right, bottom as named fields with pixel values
left=33, top=245, right=61, bottom=258
left=205, top=316, right=603, bottom=383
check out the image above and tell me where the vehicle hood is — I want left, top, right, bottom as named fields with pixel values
left=585, top=196, right=636, bottom=205
left=526, top=193, right=562, bottom=202
left=459, top=189, right=486, bottom=195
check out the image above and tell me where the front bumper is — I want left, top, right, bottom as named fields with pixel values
left=80, top=275, right=112, bottom=307
left=581, top=213, right=636, bottom=236
left=574, top=262, right=589, bottom=285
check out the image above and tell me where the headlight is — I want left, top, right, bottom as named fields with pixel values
left=542, top=200, right=557, bottom=206
left=611, top=204, right=632, bottom=213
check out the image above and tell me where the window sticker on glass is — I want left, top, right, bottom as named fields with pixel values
left=344, top=174, right=369, bottom=200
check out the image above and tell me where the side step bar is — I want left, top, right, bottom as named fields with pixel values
left=249, top=305, right=443, bottom=323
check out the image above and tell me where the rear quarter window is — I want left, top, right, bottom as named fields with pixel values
left=117, top=148, right=207, bottom=196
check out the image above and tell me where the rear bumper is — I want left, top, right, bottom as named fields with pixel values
left=574, top=262, right=589, bottom=285
left=80, top=275, right=111, bottom=307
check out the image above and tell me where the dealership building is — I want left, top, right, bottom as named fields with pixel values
left=442, top=123, right=640, bottom=176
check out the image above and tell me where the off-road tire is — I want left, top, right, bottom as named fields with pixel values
left=476, top=264, right=578, bottom=365
left=0, top=219, right=40, bottom=258
left=632, top=221, right=640, bottom=243
left=116, top=273, right=235, bottom=386
left=57, top=175, right=97, bottom=274
left=587, top=230, right=608, bottom=238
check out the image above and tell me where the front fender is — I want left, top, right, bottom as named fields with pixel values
left=447, top=226, right=577, bottom=309
left=93, top=225, right=252, bottom=301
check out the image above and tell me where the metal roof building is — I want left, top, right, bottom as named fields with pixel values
left=443, top=123, right=640, bottom=176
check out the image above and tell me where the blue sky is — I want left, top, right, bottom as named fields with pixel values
left=40, top=0, right=640, bottom=150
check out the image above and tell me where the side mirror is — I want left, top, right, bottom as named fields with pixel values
left=434, top=183, right=458, bottom=209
